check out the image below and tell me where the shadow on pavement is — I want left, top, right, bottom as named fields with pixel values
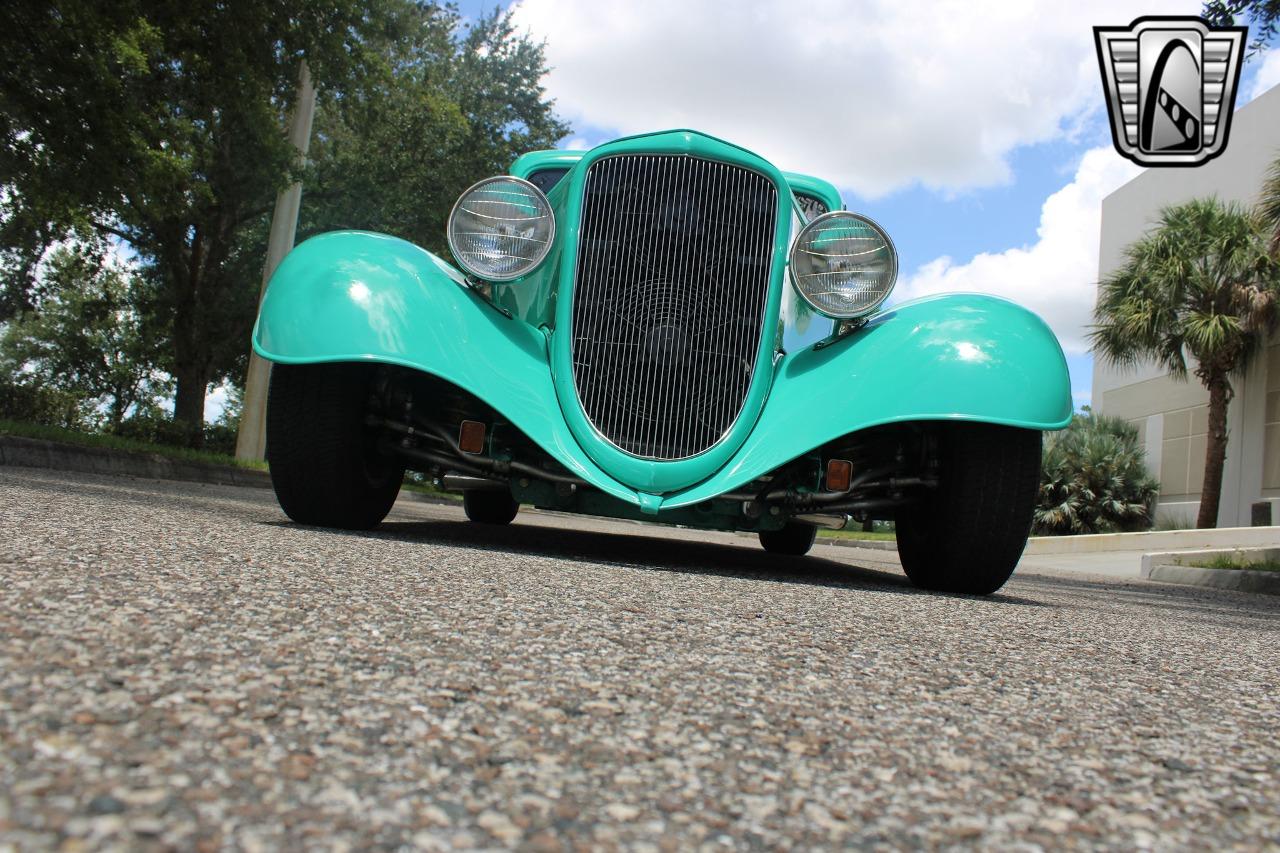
left=1012, top=571, right=1280, bottom=629
left=272, top=515, right=1051, bottom=608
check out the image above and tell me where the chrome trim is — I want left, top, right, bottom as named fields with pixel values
left=446, top=175, right=555, bottom=283
left=792, top=513, right=850, bottom=530
left=787, top=210, right=898, bottom=320
left=441, top=475, right=508, bottom=492
left=569, top=153, right=780, bottom=461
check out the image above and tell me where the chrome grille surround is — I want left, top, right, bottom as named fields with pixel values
left=570, top=154, right=779, bottom=461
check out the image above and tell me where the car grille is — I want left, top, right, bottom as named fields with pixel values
left=570, top=154, right=779, bottom=461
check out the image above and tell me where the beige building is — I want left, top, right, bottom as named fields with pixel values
left=1092, top=83, right=1280, bottom=527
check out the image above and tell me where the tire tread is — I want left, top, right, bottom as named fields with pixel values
left=267, top=363, right=403, bottom=530
left=759, top=522, right=818, bottom=556
left=896, top=424, right=1041, bottom=594
left=463, top=490, right=520, bottom=525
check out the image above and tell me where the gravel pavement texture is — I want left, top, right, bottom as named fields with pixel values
left=2, top=466, right=1278, bottom=850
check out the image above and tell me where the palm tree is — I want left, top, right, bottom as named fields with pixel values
left=1035, top=411, right=1160, bottom=535
left=1262, top=153, right=1280, bottom=253
left=1091, top=198, right=1280, bottom=528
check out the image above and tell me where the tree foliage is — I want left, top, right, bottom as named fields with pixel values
left=1204, top=0, right=1280, bottom=54
left=1090, top=198, right=1280, bottom=528
left=1034, top=412, right=1160, bottom=536
left=0, top=246, right=166, bottom=428
left=1261, top=153, right=1280, bottom=255
left=0, top=1, right=566, bottom=444
left=302, top=10, right=568, bottom=256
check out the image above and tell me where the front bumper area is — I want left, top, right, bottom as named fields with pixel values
left=255, top=231, right=1071, bottom=518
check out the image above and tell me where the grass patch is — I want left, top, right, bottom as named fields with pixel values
left=0, top=418, right=268, bottom=471
left=1187, top=553, right=1280, bottom=572
left=401, top=478, right=462, bottom=501
left=3, top=418, right=477, bottom=500
left=817, top=528, right=896, bottom=542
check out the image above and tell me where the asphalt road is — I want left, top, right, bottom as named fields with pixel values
left=2, top=466, right=1278, bottom=851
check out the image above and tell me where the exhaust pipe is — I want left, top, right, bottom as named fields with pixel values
left=442, top=474, right=508, bottom=492
left=791, top=513, right=849, bottom=530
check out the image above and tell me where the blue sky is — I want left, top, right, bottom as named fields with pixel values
left=451, top=0, right=1280, bottom=413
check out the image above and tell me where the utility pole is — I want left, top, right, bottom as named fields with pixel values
left=236, top=60, right=316, bottom=462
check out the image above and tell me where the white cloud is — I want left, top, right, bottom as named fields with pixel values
left=204, top=381, right=230, bottom=423
left=103, top=236, right=138, bottom=271
left=27, top=235, right=137, bottom=288
left=1248, top=49, right=1280, bottom=101
left=894, top=145, right=1140, bottom=355
left=510, top=0, right=1198, bottom=197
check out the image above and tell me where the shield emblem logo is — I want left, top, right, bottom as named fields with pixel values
left=1094, top=17, right=1246, bottom=167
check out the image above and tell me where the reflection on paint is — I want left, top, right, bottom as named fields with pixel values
left=346, top=272, right=407, bottom=354
left=954, top=341, right=989, bottom=363
left=348, top=281, right=371, bottom=304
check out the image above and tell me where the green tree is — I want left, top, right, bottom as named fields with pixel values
left=1035, top=412, right=1160, bottom=535
left=301, top=10, right=569, bottom=255
left=0, top=2, right=566, bottom=445
left=1261, top=153, right=1280, bottom=253
left=0, top=1, right=419, bottom=443
left=1, top=245, right=165, bottom=428
left=1204, top=1, right=1280, bottom=54
left=1091, top=198, right=1280, bottom=528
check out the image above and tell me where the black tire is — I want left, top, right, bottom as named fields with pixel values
left=463, top=489, right=519, bottom=525
left=758, top=522, right=818, bottom=556
left=895, top=423, right=1041, bottom=595
left=266, top=362, right=404, bottom=530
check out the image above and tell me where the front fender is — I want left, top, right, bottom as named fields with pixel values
left=661, top=293, right=1072, bottom=509
left=252, top=230, right=642, bottom=506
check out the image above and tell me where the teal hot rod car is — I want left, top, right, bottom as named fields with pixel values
left=254, top=129, right=1071, bottom=595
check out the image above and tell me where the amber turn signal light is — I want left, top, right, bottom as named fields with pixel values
left=826, top=459, right=852, bottom=492
left=459, top=420, right=486, bottom=454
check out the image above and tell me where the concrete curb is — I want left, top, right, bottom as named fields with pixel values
left=399, top=490, right=464, bottom=508
left=1143, top=564, right=1280, bottom=595
left=729, top=533, right=898, bottom=551
left=482, top=507, right=900, bottom=548
left=0, top=435, right=477, bottom=509
left=814, top=536, right=897, bottom=551
left=1140, top=547, right=1280, bottom=595
left=0, top=434, right=272, bottom=489
left=1025, top=526, right=1280, bottom=555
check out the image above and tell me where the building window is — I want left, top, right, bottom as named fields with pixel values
left=1160, top=405, right=1209, bottom=498
left=1263, top=344, right=1280, bottom=493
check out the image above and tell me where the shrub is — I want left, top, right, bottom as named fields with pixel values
left=1034, top=412, right=1160, bottom=535
left=201, top=422, right=238, bottom=456
left=114, top=413, right=193, bottom=448
left=111, top=412, right=236, bottom=454
left=0, top=376, right=90, bottom=430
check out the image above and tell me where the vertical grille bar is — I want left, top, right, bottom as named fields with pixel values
left=570, top=155, right=778, bottom=461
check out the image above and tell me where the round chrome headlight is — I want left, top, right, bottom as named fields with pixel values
left=447, top=176, right=555, bottom=282
left=789, top=211, right=898, bottom=319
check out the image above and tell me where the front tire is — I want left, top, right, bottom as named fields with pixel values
left=266, top=363, right=404, bottom=530
left=895, top=423, right=1041, bottom=595
left=758, top=522, right=817, bottom=556
left=463, top=490, right=519, bottom=525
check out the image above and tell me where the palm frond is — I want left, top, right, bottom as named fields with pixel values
left=1258, top=150, right=1280, bottom=255
left=1033, top=412, right=1159, bottom=536
left=1091, top=197, right=1280, bottom=381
